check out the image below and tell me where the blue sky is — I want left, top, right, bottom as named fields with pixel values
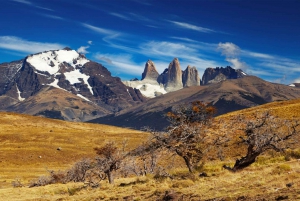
left=1, top=0, right=300, bottom=84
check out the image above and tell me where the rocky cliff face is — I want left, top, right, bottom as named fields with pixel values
left=182, top=65, right=200, bottom=87
left=141, top=60, right=159, bottom=81
left=164, top=58, right=183, bottom=92
left=0, top=48, right=146, bottom=121
left=201, top=66, right=246, bottom=85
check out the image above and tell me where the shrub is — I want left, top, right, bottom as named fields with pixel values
left=11, top=177, right=23, bottom=188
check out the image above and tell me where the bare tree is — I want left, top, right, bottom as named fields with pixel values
left=94, top=142, right=125, bottom=184
left=223, top=111, right=300, bottom=172
left=144, top=101, right=217, bottom=173
left=66, top=158, right=91, bottom=182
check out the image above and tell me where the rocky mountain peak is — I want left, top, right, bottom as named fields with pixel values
left=165, top=58, right=183, bottom=92
left=63, top=47, right=72, bottom=51
left=182, top=65, right=200, bottom=87
left=141, top=59, right=159, bottom=81
left=201, top=66, right=247, bottom=85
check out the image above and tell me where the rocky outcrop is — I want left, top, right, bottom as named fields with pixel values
left=124, top=58, right=201, bottom=97
left=182, top=65, right=200, bottom=87
left=165, top=58, right=183, bottom=92
left=201, top=66, right=246, bottom=85
left=141, top=60, right=159, bottom=81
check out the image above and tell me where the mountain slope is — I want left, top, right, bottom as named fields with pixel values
left=90, top=76, right=300, bottom=130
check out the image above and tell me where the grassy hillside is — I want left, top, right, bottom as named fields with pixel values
left=1, top=99, right=300, bottom=200
left=0, top=112, right=146, bottom=188
left=219, top=98, right=300, bottom=119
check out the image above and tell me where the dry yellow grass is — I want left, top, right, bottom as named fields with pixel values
left=1, top=159, right=300, bottom=200
left=0, top=112, right=146, bottom=189
left=219, top=98, right=300, bottom=119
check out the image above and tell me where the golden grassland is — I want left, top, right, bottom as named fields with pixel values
left=1, top=99, right=300, bottom=200
left=219, top=98, right=300, bottom=120
left=0, top=112, right=146, bottom=189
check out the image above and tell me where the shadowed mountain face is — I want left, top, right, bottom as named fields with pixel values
left=201, top=66, right=247, bottom=85
left=90, top=76, right=300, bottom=130
left=0, top=48, right=146, bottom=121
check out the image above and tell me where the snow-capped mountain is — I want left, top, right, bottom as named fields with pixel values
left=0, top=48, right=146, bottom=121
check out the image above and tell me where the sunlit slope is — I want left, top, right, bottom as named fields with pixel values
left=0, top=112, right=145, bottom=186
left=219, top=98, right=300, bottom=119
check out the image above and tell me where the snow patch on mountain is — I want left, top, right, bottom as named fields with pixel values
left=48, top=78, right=67, bottom=91
left=27, top=49, right=89, bottom=75
left=64, top=70, right=94, bottom=95
left=123, top=80, right=166, bottom=98
left=16, top=85, right=25, bottom=101
left=77, top=94, right=90, bottom=102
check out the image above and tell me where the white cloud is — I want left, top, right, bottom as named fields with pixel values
left=82, top=23, right=117, bottom=35
left=12, top=0, right=31, bottom=5
left=169, top=21, right=214, bottom=33
left=226, top=58, right=248, bottom=70
left=129, top=13, right=152, bottom=22
left=170, top=37, right=197, bottom=43
left=110, top=12, right=132, bottom=21
left=243, top=51, right=274, bottom=59
left=0, top=36, right=65, bottom=54
left=94, top=53, right=143, bottom=76
left=77, top=46, right=89, bottom=54
left=140, top=41, right=197, bottom=57
left=88, top=41, right=93, bottom=45
left=217, top=42, right=248, bottom=70
left=12, top=0, right=53, bottom=11
left=41, top=14, right=64, bottom=20
left=217, top=42, right=240, bottom=58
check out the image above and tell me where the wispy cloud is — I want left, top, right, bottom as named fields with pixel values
left=110, top=12, right=133, bottom=21
left=94, top=53, right=143, bottom=76
left=12, top=0, right=53, bottom=11
left=170, top=37, right=197, bottom=43
left=243, top=51, right=275, bottom=59
left=217, top=42, right=300, bottom=83
left=12, top=0, right=31, bottom=5
left=77, top=46, right=90, bottom=54
left=41, top=14, right=64, bottom=20
left=88, top=41, right=93, bottom=45
left=129, top=13, right=152, bottom=22
left=82, top=23, right=117, bottom=35
left=0, top=36, right=65, bottom=54
left=169, top=20, right=215, bottom=33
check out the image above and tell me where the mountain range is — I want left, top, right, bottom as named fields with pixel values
left=1, top=48, right=300, bottom=129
